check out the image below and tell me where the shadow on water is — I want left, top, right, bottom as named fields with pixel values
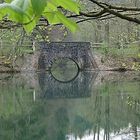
left=0, top=72, right=140, bottom=140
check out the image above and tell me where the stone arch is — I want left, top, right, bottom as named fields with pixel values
left=50, top=57, right=80, bottom=83
left=38, top=42, right=98, bottom=71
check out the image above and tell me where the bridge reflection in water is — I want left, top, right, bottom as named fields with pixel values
left=0, top=73, right=140, bottom=140
left=38, top=72, right=98, bottom=99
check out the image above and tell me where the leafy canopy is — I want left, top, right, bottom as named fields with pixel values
left=0, top=0, right=80, bottom=32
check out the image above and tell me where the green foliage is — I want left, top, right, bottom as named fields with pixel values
left=43, top=10, right=78, bottom=32
left=97, top=42, right=140, bottom=58
left=0, top=0, right=80, bottom=32
left=132, top=62, right=140, bottom=71
left=31, top=0, right=47, bottom=16
left=0, top=39, right=33, bottom=68
left=52, top=0, right=79, bottom=14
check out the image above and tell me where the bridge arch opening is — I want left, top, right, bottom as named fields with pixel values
left=50, top=57, right=80, bottom=83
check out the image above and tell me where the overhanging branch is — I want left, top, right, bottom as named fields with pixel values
left=88, top=0, right=140, bottom=24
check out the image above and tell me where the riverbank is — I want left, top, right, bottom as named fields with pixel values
left=0, top=51, right=140, bottom=73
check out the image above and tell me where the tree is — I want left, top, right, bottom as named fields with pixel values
left=76, top=0, right=140, bottom=24
left=0, top=0, right=80, bottom=32
left=0, top=0, right=140, bottom=33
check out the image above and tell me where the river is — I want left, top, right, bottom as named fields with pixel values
left=0, top=71, right=140, bottom=140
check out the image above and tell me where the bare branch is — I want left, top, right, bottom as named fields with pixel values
left=88, top=0, right=140, bottom=24
left=99, top=2, right=140, bottom=11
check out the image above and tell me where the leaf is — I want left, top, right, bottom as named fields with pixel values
left=52, top=0, right=80, bottom=14
left=44, top=12, right=60, bottom=24
left=56, top=11, right=78, bottom=32
left=44, top=10, right=78, bottom=32
left=11, top=0, right=30, bottom=11
left=4, top=0, right=12, bottom=3
left=0, top=0, right=80, bottom=33
left=31, top=0, right=47, bottom=16
left=0, top=3, right=30, bottom=22
left=23, top=19, right=36, bottom=33
left=0, top=2, right=36, bottom=33
left=44, top=2, right=57, bottom=12
left=11, top=0, right=33, bottom=21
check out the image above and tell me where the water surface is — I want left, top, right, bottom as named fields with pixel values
left=0, top=72, right=140, bottom=140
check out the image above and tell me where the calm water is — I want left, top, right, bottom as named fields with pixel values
left=0, top=72, right=140, bottom=140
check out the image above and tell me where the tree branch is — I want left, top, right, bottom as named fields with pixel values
left=99, top=2, right=140, bottom=11
left=88, top=0, right=140, bottom=24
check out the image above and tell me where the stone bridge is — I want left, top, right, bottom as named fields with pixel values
left=37, top=42, right=98, bottom=98
left=38, top=42, right=98, bottom=71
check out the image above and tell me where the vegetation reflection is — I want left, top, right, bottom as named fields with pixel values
left=0, top=73, right=140, bottom=140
